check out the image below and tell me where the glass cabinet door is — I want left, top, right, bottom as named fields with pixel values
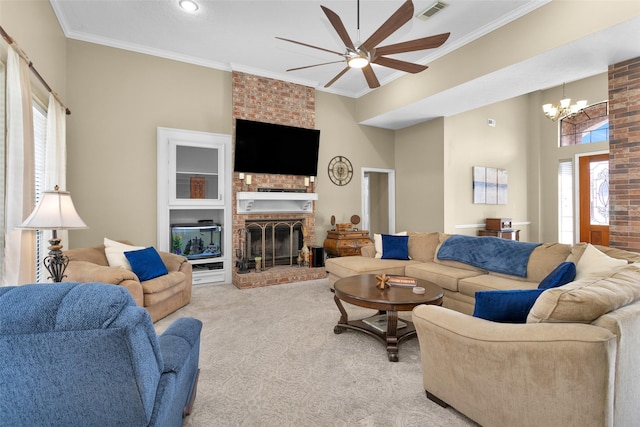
left=170, top=140, right=224, bottom=204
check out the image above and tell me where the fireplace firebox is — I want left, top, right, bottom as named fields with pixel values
left=240, top=220, right=305, bottom=269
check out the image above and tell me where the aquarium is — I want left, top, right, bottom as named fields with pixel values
left=170, top=223, right=222, bottom=260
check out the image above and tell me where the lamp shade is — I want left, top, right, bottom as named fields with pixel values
left=19, top=189, right=88, bottom=230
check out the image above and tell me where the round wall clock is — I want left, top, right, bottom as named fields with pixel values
left=328, top=155, right=353, bottom=186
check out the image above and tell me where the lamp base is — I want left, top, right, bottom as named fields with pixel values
left=44, top=237, right=69, bottom=283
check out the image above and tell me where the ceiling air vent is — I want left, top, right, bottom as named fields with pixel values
left=416, top=1, right=448, bottom=20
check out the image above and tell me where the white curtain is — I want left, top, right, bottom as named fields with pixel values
left=3, top=46, right=36, bottom=285
left=41, top=93, right=68, bottom=270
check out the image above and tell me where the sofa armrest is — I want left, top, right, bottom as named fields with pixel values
left=158, top=251, right=189, bottom=273
left=65, top=261, right=144, bottom=306
left=158, top=317, right=203, bottom=373
left=412, top=305, right=617, bottom=427
left=360, top=244, right=376, bottom=258
left=153, top=318, right=203, bottom=425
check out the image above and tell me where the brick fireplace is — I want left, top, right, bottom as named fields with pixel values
left=232, top=71, right=326, bottom=288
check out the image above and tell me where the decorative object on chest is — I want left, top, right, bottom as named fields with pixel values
left=480, top=218, right=519, bottom=241
left=485, top=218, right=512, bottom=231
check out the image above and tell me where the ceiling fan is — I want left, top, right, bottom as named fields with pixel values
left=276, top=0, right=450, bottom=89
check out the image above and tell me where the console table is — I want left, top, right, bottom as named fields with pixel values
left=323, top=230, right=372, bottom=257
left=478, top=229, right=520, bottom=241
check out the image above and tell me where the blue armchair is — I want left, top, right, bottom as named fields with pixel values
left=0, top=282, right=202, bottom=426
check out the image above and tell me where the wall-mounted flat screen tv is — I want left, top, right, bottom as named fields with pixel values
left=234, top=119, right=320, bottom=176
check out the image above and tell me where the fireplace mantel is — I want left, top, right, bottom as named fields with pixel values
left=236, top=192, right=318, bottom=214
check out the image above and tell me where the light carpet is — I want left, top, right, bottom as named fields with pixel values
left=155, top=278, right=477, bottom=426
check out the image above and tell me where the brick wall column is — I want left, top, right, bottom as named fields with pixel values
left=231, top=72, right=324, bottom=288
left=608, top=57, right=640, bottom=251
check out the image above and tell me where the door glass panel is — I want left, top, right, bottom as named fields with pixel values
left=590, top=160, right=609, bottom=226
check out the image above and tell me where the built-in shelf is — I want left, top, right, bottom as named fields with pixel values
left=236, top=192, right=318, bottom=214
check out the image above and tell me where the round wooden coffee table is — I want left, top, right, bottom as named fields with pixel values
left=333, top=274, right=443, bottom=362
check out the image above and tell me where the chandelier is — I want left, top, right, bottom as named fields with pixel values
left=542, top=83, right=587, bottom=121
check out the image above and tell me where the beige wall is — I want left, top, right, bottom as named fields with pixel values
left=394, top=97, right=531, bottom=240
left=395, top=118, right=445, bottom=232
left=443, top=97, right=532, bottom=240
left=65, top=45, right=394, bottom=248
left=65, top=40, right=232, bottom=248
left=314, top=91, right=395, bottom=237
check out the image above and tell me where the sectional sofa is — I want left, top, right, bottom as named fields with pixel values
left=325, top=231, right=640, bottom=314
left=326, top=231, right=640, bottom=426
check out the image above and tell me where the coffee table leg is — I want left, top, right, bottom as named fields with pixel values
left=386, top=310, right=399, bottom=362
left=333, top=295, right=348, bottom=334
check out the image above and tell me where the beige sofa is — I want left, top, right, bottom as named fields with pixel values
left=325, top=231, right=640, bottom=314
left=413, top=263, right=640, bottom=426
left=64, top=244, right=192, bottom=322
left=327, top=231, right=640, bottom=425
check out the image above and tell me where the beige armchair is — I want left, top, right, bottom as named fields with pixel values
left=64, top=243, right=192, bottom=322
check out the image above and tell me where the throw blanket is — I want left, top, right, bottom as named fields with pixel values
left=437, top=235, right=541, bottom=277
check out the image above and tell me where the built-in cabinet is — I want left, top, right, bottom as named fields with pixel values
left=157, top=127, right=232, bottom=284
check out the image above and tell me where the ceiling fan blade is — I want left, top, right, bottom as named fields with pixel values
left=361, top=0, right=414, bottom=52
left=372, top=56, right=427, bottom=73
left=374, top=33, right=451, bottom=56
left=276, top=37, right=344, bottom=57
left=362, top=65, right=380, bottom=89
left=321, top=6, right=355, bottom=50
left=286, top=60, right=346, bottom=72
left=324, top=67, right=350, bottom=88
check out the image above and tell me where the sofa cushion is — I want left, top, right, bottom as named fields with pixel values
left=104, top=238, right=145, bottom=270
left=374, top=231, right=407, bottom=258
left=458, top=274, right=538, bottom=299
left=473, top=289, right=546, bottom=323
left=567, top=242, right=640, bottom=264
left=141, top=272, right=187, bottom=305
left=407, top=232, right=440, bottom=262
left=381, top=234, right=410, bottom=260
left=574, top=244, right=627, bottom=280
left=325, top=256, right=417, bottom=279
left=405, top=262, right=484, bottom=293
left=538, top=262, right=576, bottom=289
left=528, top=264, right=640, bottom=324
left=125, top=247, right=169, bottom=281
left=486, top=243, right=574, bottom=283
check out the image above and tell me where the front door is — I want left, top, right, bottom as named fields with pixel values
left=579, top=153, right=609, bottom=245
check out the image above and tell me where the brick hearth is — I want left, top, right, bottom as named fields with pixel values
left=231, top=71, right=325, bottom=288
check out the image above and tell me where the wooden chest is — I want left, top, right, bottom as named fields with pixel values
left=486, top=218, right=512, bottom=231
left=323, top=230, right=372, bottom=257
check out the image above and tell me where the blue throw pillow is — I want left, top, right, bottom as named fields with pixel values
left=538, top=261, right=576, bottom=289
left=381, top=234, right=410, bottom=260
left=124, top=247, right=169, bottom=281
left=473, top=289, right=546, bottom=323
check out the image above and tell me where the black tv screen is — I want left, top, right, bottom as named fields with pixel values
left=234, top=119, right=320, bottom=176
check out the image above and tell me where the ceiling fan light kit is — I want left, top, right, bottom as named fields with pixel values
left=277, top=0, right=450, bottom=89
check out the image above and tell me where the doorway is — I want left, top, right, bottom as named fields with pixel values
left=361, top=168, right=395, bottom=235
left=579, top=153, right=609, bottom=245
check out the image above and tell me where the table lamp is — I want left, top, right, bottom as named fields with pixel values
left=18, top=185, right=88, bottom=282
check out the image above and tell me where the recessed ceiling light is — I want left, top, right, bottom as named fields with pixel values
left=179, top=0, right=199, bottom=13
